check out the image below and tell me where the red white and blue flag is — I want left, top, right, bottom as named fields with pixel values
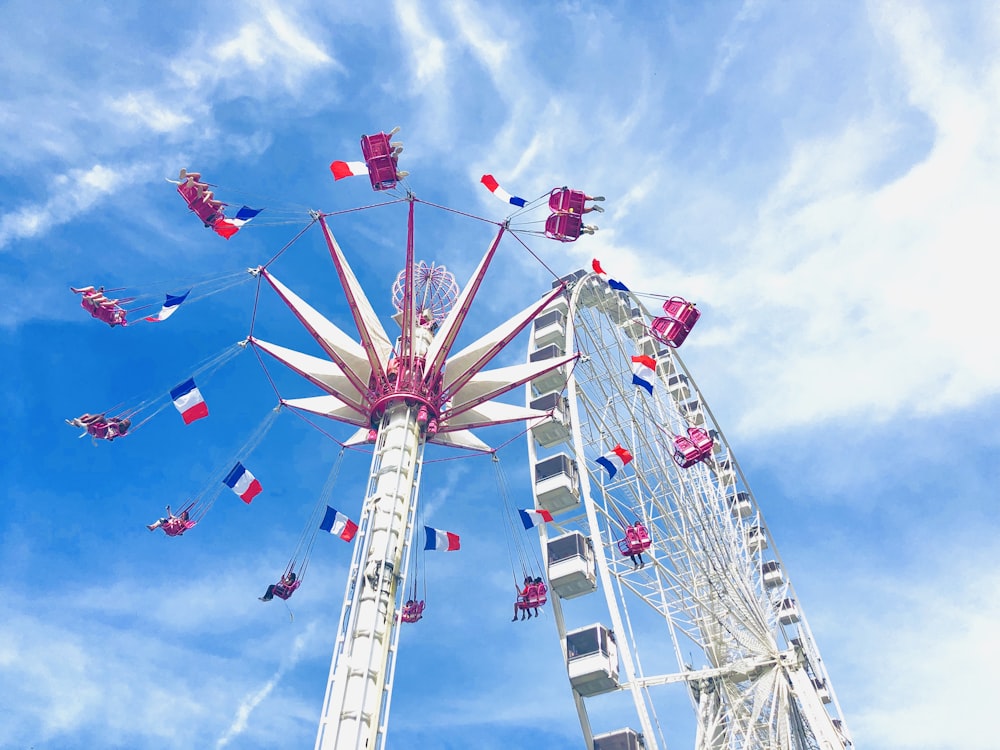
left=480, top=174, right=527, bottom=207
left=330, top=160, right=368, bottom=180
left=320, top=505, right=358, bottom=542
left=596, top=444, right=634, bottom=479
left=424, top=525, right=461, bottom=551
left=591, top=259, right=630, bottom=292
left=631, top=355, right=656, bottom=395
left=213, top=206, right=263, bottom=239
left=169, top=378, right=208, bottom=424
left=518, top=508, right=554, bottom=530
left=144, top=291, right=190, bottom=322
left=223, top=462, right=262, bottom=504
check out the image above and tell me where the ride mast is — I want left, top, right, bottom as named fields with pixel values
left=247, top=199, right=576, bottom=749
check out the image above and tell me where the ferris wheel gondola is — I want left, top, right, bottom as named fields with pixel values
left=524, top=270, right=853, bottom=750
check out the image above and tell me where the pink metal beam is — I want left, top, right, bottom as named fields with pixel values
left=400, top=199, right=416, bottom=365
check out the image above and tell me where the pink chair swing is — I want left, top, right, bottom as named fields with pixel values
left=650, top=296, right=701, bottom=348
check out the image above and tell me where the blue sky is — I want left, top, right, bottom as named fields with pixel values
left=2, top=1, right=999, bottom=748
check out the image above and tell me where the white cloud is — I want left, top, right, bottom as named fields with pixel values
left=0, top=162, right=153, bottom=250
left=108, top=92, right=194, bottom=134
left=216, top=624, right=315, bottom=748
left=836, top=563, right=1000, bottom=749
left=659, top=1, right=1000, bottom=436
left=394, top=0, right=448, bottom=88
left=707, top=0, right=767, bottom=94
left=172, top=3, right=336, bottom=94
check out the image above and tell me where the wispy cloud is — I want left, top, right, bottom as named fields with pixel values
left=833, top=561, right=1000, bottom=750
left=0, top=162, right=154, bottom=251
left=216, top=623, right=316, bottom=748
left=707, top=0, right=767, bottom=94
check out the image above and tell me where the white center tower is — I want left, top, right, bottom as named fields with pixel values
left=314, top=327, right=434, bottom=750
left=247, top=203, right=577, bottom=749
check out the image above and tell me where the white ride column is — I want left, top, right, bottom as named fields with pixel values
left=315, top=325, right=434, bottom=750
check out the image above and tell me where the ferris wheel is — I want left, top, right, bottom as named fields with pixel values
left=523, top=271, right=853, bottom=750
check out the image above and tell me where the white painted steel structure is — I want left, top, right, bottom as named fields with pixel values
left=249, top=205, right=577, bottom=749
left=525, top=269, right=853, bottom=750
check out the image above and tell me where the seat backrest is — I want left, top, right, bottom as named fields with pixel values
left=535, top=584, right=548, bottom=605
left=635, top=525, right=651, bottom=546
left=548, top=188, right=586, bottom=213
left=361, top=132, right=392, bottom=159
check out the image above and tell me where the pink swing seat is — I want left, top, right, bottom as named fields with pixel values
left=687, top=427, right=714, bottom=459
left=516, top=583, right=549, bottom=611
left=672, top=435, right=702, bottom=468
left=617, top=524, right=652, bottom=556
left=544, top=212, right=583, bottom=242
left=176, top=181, right=226, bottom=226
left=548, top=187, right=587, bottom=214
left=401, top=600, right=425, bottom=623
left=360, top=132, right=401, bottom=191
left=81, top=297, right=128, bottom=327
left=273, top=578, right=301, bottom=600
left=162, top=518, right=197, bottom=537
left=650, top=297, right=700, bottom=348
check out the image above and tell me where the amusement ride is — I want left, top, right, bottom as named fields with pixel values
left=69, top=128, right=853, bottom=750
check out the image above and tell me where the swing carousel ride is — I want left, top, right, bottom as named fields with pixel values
left=68, top=128, right=853, bottom=750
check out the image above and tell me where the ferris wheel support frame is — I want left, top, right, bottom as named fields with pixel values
left=562, top=282, right=661, bottom=749
left=526, top=269, right=851, bottom=750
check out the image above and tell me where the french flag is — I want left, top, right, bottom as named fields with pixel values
left=223, top=462, right=262, bottom=504
left=424, top=525, right=461, bottom=551
left=591, top=258, right=630, bottom=292
left=230, top=205, right=263, bottom=227
left=518, top=508, right=554, bottom=530
left=330, top=160, right=368, bottom=180
left=144, top=291, right=190, bottom=322
left=631, top=355, right=656, bottom=395
left=169, top=378, right=208, bottom=424
left=596, top=444, right=634, bottom=479
left=320, top=505, right=358, bottom=542
left=212, top=206, right=263, bottom=239
left=480, top=174, right=527, bottom=207
left=212, top=219, right=240, bottom=240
